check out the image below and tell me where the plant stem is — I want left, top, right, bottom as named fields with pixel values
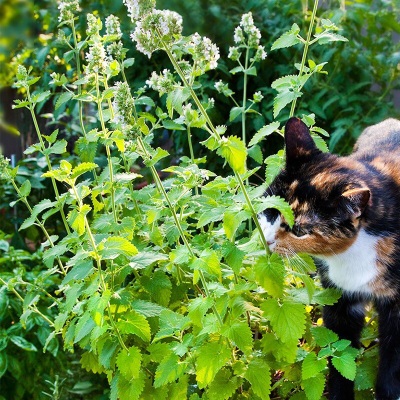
left=289, top=0, right=319, bottom=117
left=26, top=93, right=71, bottom=235
left=71, top=20, right=87, bottom=137
left=94, top=73, right=118, bottom=224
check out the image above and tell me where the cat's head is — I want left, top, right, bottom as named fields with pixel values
left=259, top=117, right=370, bottom=256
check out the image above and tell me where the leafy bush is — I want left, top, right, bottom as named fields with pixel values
left=1, top=0, right=398, bottom=399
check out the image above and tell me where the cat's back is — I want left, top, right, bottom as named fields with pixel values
left=353, top=118, right=400, bottom=156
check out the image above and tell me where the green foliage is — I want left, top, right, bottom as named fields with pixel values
left=0, top=0, right=396, bottom=399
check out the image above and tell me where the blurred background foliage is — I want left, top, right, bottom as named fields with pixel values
left=0, top=0, right=399, bottom=398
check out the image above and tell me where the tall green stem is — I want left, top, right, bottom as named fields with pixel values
left=290, top=0, right=319, bottom=117
left=26, top=92, right=71, bottom=235
left=95, top=73, right=118, bottom=224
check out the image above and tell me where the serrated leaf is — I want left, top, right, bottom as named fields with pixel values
left=70, top=162, right=98, bottom=180
left=154, top=353, right=185, bottom=388
left=310, top=326, right=339, bottom=347
left=273, top=90, right=301, bottom=118
left=81, top=351, right=105, bottom=374
left=221, top=321, right=253, bottom=354
left=153, top=309, right=191, bottom=342
left=19, top=215, right=37, bottom=231
left=131, top=300, right=165, bottom=318
left=312, top=288, right=341, bottom=305
left=196, top=341, right=231, bottom=389
left=162, top=119, right=185, bottom=131
left=32, top=90, right=51, bottom=104
left=116, top=346, right=141, bottom=380
left=142, top=270, right=172, bottom=307
left=55, top=92, right=73, bottom=109
left=302, top=373, right=325, bottom=400
left=262, top=298, right=306, bottom=343
left=249, top=122, right=280, bottom=146
left=254, top=254, right=285, bottom=297
left=207, top=368, right=241, bottom=400
left=188, top=296, right=214, bottom=327
left=217, top=136, right=247, bottom=174
left=99, top=237, right=138, bottom=260
left=332, top=350, right=358, bottom=381
left=271, top=23, right=301, bottom=50
left=302, top=352, right=327, bottom=380
left=46, top=139, right=67, bottom=156
left=144, top=147, right=170, bottom=168
left=265, top=150, right=285, bottom=185
left=117, top=311, right=151, bottom=342
left=223, top=210, right=249, bottom=241
left=245, top=359, right=271, bottom=400
left=315, top=31, right=348, bottom=45
left=74, top=312, right=96, bottom=343
left=116, top=373, right=146, bottom=400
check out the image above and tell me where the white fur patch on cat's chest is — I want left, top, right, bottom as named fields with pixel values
left=317, top=229, right=379, bottom=295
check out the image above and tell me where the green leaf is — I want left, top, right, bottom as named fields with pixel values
left=332, top=347, right=358, bottom=381
left=55, top=92, right=73, bottom=109
left=10, top=336, right=37, bottom=352
left=99, top=237, right=138, bottom=260
left=221, top=321, right=253, bottom=354
left=162, top=119, right=185, bottom=131
left=315, top=31, right=348, bottom=45
left=116, top=346, right=141, bottom=380
left=154, top=353, right=185, bottom=388
left=254, top=254, right=285, bottom=298
left=247, top=144, right=263, bottom=164
left=131, top=300, right=165, bottom=318
left=229, top=106, right=243, bottom=122
left=19, top=179, right=31, bottom=197
left=264, top=150, right=285, bottom=185
left=302, top=352, right=327, bottom=380
left=302, top=373, right=325, bottom=400
left=187, top=296, right=214, bottom=327
left=166, top=87, right=190, bottom=118
left=74, top=312, right=96, bottom=344
left=67, top=205, right=91, bottom=236
left=244, top=359, right=271, bottom=400
left=70, top=162, right=98, bottom=180
left=312, top=288, right=342, bottom=305
left=117, top=311, right=151, bottom=342
left=144, top=147, right=170, bottom=168
left=262, top=298, right=306, bottom=343
left=142, top=270, right=172, bottom=307
left=115, top=373, right=146, bottom=400
left=273, top=90, right=301, bottom=119
left=153, top=309, right=191, bottom=342
left=81, top=351, right=105, bottom=374
left=310, top=326, right=339, bottom=347
left=32, top=90, right=51, bottom=104
left=207, top=368, right=241, bottom=400
left=223, top=210, right=249, bottom=241
left=217, top=136, right=247, bottom=174
left=196, top=341, right=231, bottom=389
left=271, top=23, right=302, bottom=50
left=62, top=260, right=93, bottom=285
left=249, top=122, right=280, bottom=146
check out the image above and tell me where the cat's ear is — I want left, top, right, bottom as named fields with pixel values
left=341, top=187, right=370, bottom=217
left=285, top=117, right=319, bottom=162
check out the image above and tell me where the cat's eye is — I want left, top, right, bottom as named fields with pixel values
left=291, top=224, right=309, bottom=238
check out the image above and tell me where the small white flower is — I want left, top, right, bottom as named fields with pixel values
left=105, top=15, right=122, bottom=38
left=58, top=0, right=80, bottom=23
left=123, top=0, right=156, bottom=21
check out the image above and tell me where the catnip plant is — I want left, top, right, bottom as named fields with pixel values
left=0, top=0, right=375, bottom=399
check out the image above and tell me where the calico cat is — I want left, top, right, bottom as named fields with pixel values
left=258, top=117, right=400, bottom=400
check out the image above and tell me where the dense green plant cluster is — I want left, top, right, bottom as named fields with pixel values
left=1, top=0, right=399, bottom=399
